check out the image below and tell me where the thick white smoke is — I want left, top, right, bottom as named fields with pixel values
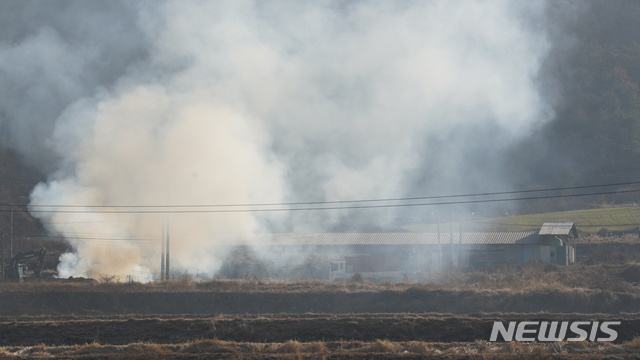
left=1, top=1, right=552, bottom=279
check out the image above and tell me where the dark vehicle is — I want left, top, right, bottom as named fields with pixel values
left=3, top=247, right=46, bottom=281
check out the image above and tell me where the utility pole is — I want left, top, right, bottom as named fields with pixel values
left=10, top=209, right=13, bottom=259
left=160, top=218, right=171, bottom=280
left=450, top=212, right=454, bottom=268
left=437, top=216, right=442, bottom=272
left=1, top=228, right=4, bottom=281
left=165, top=218, right=170, bottom=280
left=160, top=221, right=166, bottom=280
left=458, top=218, right=463, bottom=268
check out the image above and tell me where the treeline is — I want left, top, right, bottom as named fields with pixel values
left=0, top=148, right=53, bottom=254
left=508, top=0, right=640, bottom=212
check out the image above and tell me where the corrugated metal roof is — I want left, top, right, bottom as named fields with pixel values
left=256, top=232, right=540, bottom=246
left=539, top=222, right=577, bottom=237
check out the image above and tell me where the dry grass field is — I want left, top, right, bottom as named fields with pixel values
left=1, top=258, right=640, bottom=358
left=1, top=313, right=640, bottom=359
left=4, top=337, right=640, bottom=359
left=1, top=315, right=640, bottom=359
left=1, top=263, right=640, bottom=316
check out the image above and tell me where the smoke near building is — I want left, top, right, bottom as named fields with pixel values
left=0, top=1, right=555, bottom=279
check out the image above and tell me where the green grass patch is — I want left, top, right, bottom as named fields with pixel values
left=402, top=206, right=640, bottom=233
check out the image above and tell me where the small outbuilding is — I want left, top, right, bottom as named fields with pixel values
left=537, top=222, right=577, bottom=266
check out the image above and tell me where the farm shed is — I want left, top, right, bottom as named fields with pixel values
left=538, top=222, right=577, bottom=266
left=255, top=223, right=577, bottom=281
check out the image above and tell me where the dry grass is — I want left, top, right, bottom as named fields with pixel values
left=360, top=339, right=400, bottom=353
left=4, top=260, right=640, bottom=294
left=438, top=260, right=639, bottom=293
left=580, top=234, right=640, bottom=243
left=178, top=339, right=237, bottom=354
left=4, top=338, right=640, bottom=359
left=303, top=341, right=330, bottom=354
left=1, top=261, right=639, bottom=318
left=268, top=340, right=304, bottom=354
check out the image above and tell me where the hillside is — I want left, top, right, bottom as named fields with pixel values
left=0, top=148, right=52, bottom=253
left=403, top=206, right=640, bottom=233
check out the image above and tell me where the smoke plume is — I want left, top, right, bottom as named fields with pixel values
left=0, top=0, right=552, bottom=279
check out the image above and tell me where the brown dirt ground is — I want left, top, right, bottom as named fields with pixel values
left=0, top=286, right=639, bottom=316
left=1, top=314, right=640, bottom=346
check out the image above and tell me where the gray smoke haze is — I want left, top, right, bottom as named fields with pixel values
left=1, top=0, right=553, bottom=279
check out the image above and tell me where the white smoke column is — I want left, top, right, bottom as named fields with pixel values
left=30, top=84, right=285, bottom=278
left=10, top=0, right=553, bottom=278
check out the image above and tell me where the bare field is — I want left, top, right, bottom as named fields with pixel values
left=1, top=314, right=640, bottom=359
left=2, top=262, right=640, bottom=358
left=3, top=261, right=640, bottom=316
left=1, top=285, right=640, bottom=316
left=3, top=314, right=639, bottom=346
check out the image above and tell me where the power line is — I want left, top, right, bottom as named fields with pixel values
left=1, top=180, right=639, bottom=214
left=13, top=220, right=640, bottom=243
left=1, top=187, right=639, bottom=214
left=8, top=180, right=640, bottom=209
